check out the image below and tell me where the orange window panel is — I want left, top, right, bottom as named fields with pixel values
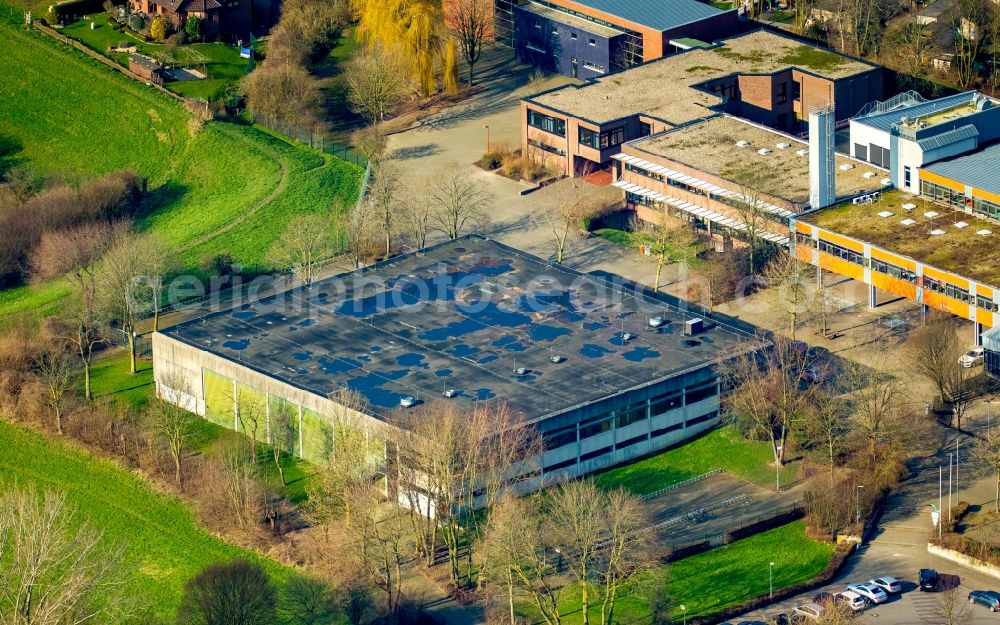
left=870, top=248, right=916, bottom=271
left=977, top=284, right=994, bottom=299
left=870, top=274, right=917, bottom=301
left=922, top=266, right=969, bottom=290
left=920, top=170, right=965, bottom=192
left=818, top=230, right=864, bottom=253
left=818, top=254, right=864, bottom=281
left=923, top=291, right=972, bottom=320
left=795, top=222, right=813, bottom=235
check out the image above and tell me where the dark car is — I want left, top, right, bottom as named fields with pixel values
left=919, top=568, right=939, bottom=592
left=969, top=590, right=1000, bottom=611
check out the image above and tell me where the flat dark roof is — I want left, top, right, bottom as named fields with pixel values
left=162, top=236, right=749, bottom=423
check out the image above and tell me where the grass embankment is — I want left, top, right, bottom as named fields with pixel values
left=62, top=13, right=248, bottom=101
left=594, top=426, right=797, bottom=494
left=0, top=419, right=291, bottom=620
left=0, top=18, right=363, bottom=323
left=516, top=520, right=832, bottom=623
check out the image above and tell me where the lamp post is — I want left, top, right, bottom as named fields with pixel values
left=776, top=445, right=782, bottom=492
left=680, top=604, right=687, bottom=625
left=856, top=484, right=864, bottom=525
left=769, top=561, right=775, bottom=601
left=988, top=399, right=993, bottom=437
left=554, top=547, right=562, bottom=573
left=483, top=124, right=491, bottom=153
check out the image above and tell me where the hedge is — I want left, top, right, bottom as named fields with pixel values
left=49, top=0, right=107, bottom=20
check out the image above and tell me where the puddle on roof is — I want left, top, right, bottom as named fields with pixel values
left=681, top=339, right=702, bottom=348
left=479, top=354, right=500, bottom=364
left=345, top=369, right=411, bottom=408
left=580, top=344, right=613, bottom=359
left=583, top=321, right=608, bottom=331
left=232, top=309, right=257, bottom=320
left=223, top=339, right=250, bottom=350
left=492, top=335, right=527, bottom=352
left=473, top=388, right=496, bottom=401
left=420, top=302, right=530, bottom=341
left=448, top=344, right=479, bottom=358
left=622, top=346, right=661, bottom=362
left=530, top=324, right=571, bottom=342
left=296, top=367, right=309, bottom=375
left=435, top=369, right=453, bottom=377
left=292, top=351, right=313, bottom=361
left=317, top=355, right=363, bottom=374
left=298, top=318, right=317, bottom=327
left=396, top=353, right=429, bottom=368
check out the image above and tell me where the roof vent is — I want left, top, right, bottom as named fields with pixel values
left=776, top=142, right=791, bottom=149
left=839, top=163, right=855, bottom=171
left=901, top=218, right=916, bottom=226
left=795, top=148, right=808, bottom=157
left=648, top=316, right=664, bottom=328
left=443, top=389, right=458, bottom=398
left=902, top=203, right=916, bottom=210
left=684, top=318, right=704, bottom=336
left=621, top=332, right=635, bottom=342
left=863, top=172, right=876, bottom=178
left=550, top=355, right=564, bottom=363
left=978, top=229, right=992, bottom=235
left=924, top=211, right=940, bottom=218
left=878, top=210, right=894, bottom=218
left=400, top=396, right=416, bottom=408
left=955, top=221, right=969, bottom=229
left=514, top=367, right=528, bottom=376
left=978, top=98, right=994, bottom=111
left=930, top=229, right=946, bottom=236
left=758, top=148, right=771, bottom=155
left=736, top=140, right=751, bottom=148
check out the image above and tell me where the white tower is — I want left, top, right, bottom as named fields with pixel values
left=808, top=106, right=836, bottom=210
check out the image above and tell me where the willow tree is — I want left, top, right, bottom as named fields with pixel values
left=353, top=0, right=442, bottom=96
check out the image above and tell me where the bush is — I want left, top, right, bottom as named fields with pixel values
left=501, top=154, right=523, bottom=179
left=184, top=15, right=202, bottom=41
left=48, top=0, right=105, bottom=21
left=149, top=15, right=168, bottom=41
left=478, top=151, right=503, bottom=170
left=166, top=31, right=186, bottom=45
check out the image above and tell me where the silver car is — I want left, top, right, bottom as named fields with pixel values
left=869, top=576, right=903, bottom=594
left=847, top=583, right=887, bottom=604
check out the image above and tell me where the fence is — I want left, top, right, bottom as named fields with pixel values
left=254, top=114, right=369, bottom=166
left=663, top=501, right=804, bottom=561
left=640, top=468, right=722, bottom=502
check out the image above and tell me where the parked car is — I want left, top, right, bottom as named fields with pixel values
left=919, top=568, right=939, bottom=591
left=969, top=590, right=1000, bottom=611
left=959, top=347, right=985, bottom=367
left=837, top=590, right=867, bottom=611
left=791, top=603, right=825, bottom=621
left=869, top=576, right=903, bottom=594
left=847, top=583, right=888, bottom=604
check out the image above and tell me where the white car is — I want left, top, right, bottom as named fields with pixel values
left=837, top=590, right=867, bottom=611
left=959, top=347, right=985, bottom=367
left=848, top=582, right=888, bottom=604
left=869, top=576, right=903, bottom=594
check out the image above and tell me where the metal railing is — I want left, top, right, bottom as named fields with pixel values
left=640, top=468, right=722, bottom=501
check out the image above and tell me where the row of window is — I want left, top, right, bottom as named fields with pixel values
left=527, top=110, right=565, bottom=137
left=975, top=197, right=1000, bottom=220
left=541, top=382, right=717, bottom=450
left=527, top=138, right=566, bottom=157
left=921, top=180, right=965, bottom=210
left=579, top=126, right=624, bottom=150
left=541, top=411, right=720, bottom=473
left=625, top=162, right=664, bottom=182
left=801, top=234, right=998, bottom=310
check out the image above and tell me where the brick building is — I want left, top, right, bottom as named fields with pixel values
left=128, top=0, right=253, bottom=40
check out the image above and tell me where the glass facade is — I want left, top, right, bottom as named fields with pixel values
left=527, top=109, right=566, bottom=136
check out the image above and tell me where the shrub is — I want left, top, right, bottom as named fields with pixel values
left=478, top=151, right=502, bottom=170
left=501, top=154, right=523, bottom=179
left=166, top=31, right=186, bottom=45
left=184, top=15, right=202, bottom=40
left=149, top=15, right=167, bottom=41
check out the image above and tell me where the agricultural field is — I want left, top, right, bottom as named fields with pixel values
left=0, top=419, right=290, bottom=620
left=594, top=425, right=797, bottom=494
left=0, top=17, right=362, bottom=323
left=516, top=520, right=833, bottom=623
left=62, top=13, right=250, bottom=101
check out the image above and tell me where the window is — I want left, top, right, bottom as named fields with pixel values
left=795, top=232, right=818, bottom=249
left=527, top=110, right=566, bottom=137
left=588, top=38, right=596, bottom=46
left=544, top=457, right=577, bottom=473
left=625, top=162, right=664, bottom=181
left=600, top=127, right=625, bottom=148
left=543, top=427, right=576, bottom=450
left=921, top=180, right=964, bottom=209
left=615, top=433, right=648, bottom=450
left=639, top=122, right=651, bottom=136
left=776, top=82, right=787, bottom=104
left=974, top=197, right=1000, bottom=220
left=977, top=295, right=998, bottom=312
left=570, top=32, right=577, bottom=40
left=528, top=138, right=566, bottom=156
left=685, top=382, right=717, bottom=405
left=583, top=61, right=607, bottom=74
left=580, top=445, right=613, bottom=462
left=903, top=166, right=912, bottom=188
left=854, top=143, right=868, bottom=161
left=869, top=259, right=916, bottom=283
left=869, top=144, right=889, bottom=168
left=923, top=276, right=945, bottom=293
left=615, top=404, right=648, bottom=428
left=946, top=284, right=970, bottom=302
left=651, top=391, right=682, bottom=415
left=579, top=416, right=612, bottom=439
left=579, top=126, right=600, bottom=149
left=817, top=240, right=864, bottom=265
left=686, top=411, right=719, bottom=428
left=651, top=422, right=683, bottom=438
left=792, top=81, right=801, bottom=101
left=552, top=27, right=558, bottom=34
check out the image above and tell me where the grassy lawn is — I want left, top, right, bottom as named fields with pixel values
left=594, top=228, right=705, bottom=268
left=0, top=419, right=291, bottom=620
left=88, top=352, right=155, bottom=409
left=516, top=520, right=833, bottom=624
left=61, top=13, right=250, bottom=101
left=594, top=426, right=796, bottom=494
left=0, top=19, right=363, bottom=323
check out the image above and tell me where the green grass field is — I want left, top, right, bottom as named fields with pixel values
left=0, top=419, right=290, bottom=620
left=61, top=14, right=250, bottom=101
left=517, top=520, right=832, bottom=623
left=0, top=18, right=362, bottom=323
left=594, top=426, right=797, bottom=494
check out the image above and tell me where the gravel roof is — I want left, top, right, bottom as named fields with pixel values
left=527, top=30, right=875, bottom=125
left=630, top=115, right=886, bottom=204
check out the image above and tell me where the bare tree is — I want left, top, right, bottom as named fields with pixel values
left=443, top=0, right=493, bottom=86
left=178, top=560, right=278, bottom=625
left=399, top=192, right=432, bottom=250
left=640, top=209, right=700, bottom=291
left=547, top=480, right=605, bottom=625
left=0, top=485, right=129, bottom=625
left=99, top=230, right=166, bottom=374
left=762, top=255, right=821, bottom=341
left=596, top=489, right=659, bottom=625
left=269, top=400, right=297, bottom=487
left=534, top=179, right=607, bottom=264
left=728, top=167, right=776, bottom=276
left=951, top=0, right=993, bottom=88
left=146, top=394, right=200, bottom=490
left=345, top=45, right=408, bottom=129
left=806, top=389, right=849, bottom=486
left=351, top=127, right=387, bottom=167
left=368, top=160, right=403, bottom=259
left=936, top=586, right=973, bottom=625
left=428, top=168, right=494, bottom=239
left=341, top=199, right=381, bottom=269
left=348, top=486, right=409, bottom=614
left=885, top=18, right=935, bottom=77
left=724, top=336, right=817, bottom=470
left=906, top=316, right=964, bottom=407
left=974, top=431, right=1000, bottom=513
left=35, top=347, right=74, bottom=435
left=215, top=438, right=265, bottom=531
left=280, top=573, right=341, bottom=625
left=269, top=214, right=336, bottom=286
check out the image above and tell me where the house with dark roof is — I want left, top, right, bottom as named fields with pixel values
left=128, top=0, right=252, bottom=40
left=506, top=0, right=739, bottom=79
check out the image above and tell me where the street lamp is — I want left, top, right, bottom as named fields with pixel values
left=988, top=398, right=993, bottom=437
left=554, top=547, right=562, bottom=572
left=769, top=561, right=775, bottom=601
left=680, top=604, right=687, bottom=625
left=855, top=484, right=864, bottom=525
left=776, top=445, right=783, bottom=492
left=483, top=124, right=491, bottom=153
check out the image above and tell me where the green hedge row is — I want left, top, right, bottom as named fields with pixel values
left=49, top=0, right=106, bottom=20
